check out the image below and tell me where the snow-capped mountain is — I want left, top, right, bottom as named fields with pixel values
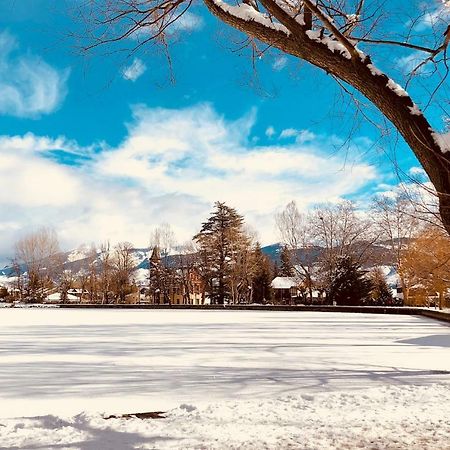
left=0, top=242, right=399, bottom=287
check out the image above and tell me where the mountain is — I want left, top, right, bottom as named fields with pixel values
left=0, top=242, right=398, bottom=285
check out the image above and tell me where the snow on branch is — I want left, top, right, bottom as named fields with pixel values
left=432, top=131, right=450, bottom=154
left=211, top=0, right=291, bottom=34
left=301, top=0, right=360, bottom=59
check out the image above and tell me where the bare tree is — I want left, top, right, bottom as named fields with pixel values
left=98, top=241, right=113, bottom=303
left=150, top=223, right=176, bottom=260
left=228, top=231, right=255, bottom=304
left=372, top=191, right=420, bottom=303
left=276, top=200, right=315, bottom=301
left=14, top=227, right=61, bottom=301
left=148, top=224, right=177, bottom=304
left=80, top=0, right=450, bottom=233
left=192, top=239, right=213, bottom=304
left=312, top=200, right=377, bottom=289
left=76, top=244, right=99, bottom=303
left=112, top=241, right=137, bottom=303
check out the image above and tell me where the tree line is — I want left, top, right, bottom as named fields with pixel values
left=2, top=191, right=450, bottom=308
left=276, top=192, right=450, bottom=308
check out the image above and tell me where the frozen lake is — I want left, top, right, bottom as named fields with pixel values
left=1, top=309, right=449, bottom=419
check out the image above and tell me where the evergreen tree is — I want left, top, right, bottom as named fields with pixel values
left=279, top=245, right=293, bottom=277
left=328, top=256, right=371, bottom=306
left=193, top=202, right=246, bottom=304
left=252, top=243, right=273, bottom=304
left=369, top=268, right=393, bottom=306
left=273, top=261, right=280, bottom=278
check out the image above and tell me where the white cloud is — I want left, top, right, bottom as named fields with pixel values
left=279, top=128, right=298, bottom=139
left=0, top=104, right=378, bottom=262
left=296, top=130, right=316, bottom=144
left=408, top=166, right=427, bottom=177
left=0, top=31, right=69, bottom=118
left=412, top=3, right=450, bottom=31
left=122, top=58, right=146, bottom=82
left=172, top=12, right=204, bottom=32
left=272, top=55, right=288, bottom=71
left=279, top=128, right=315, bottom=143
left=265, top=126, right=275, bottom=138
left=395, top=51, right=433, bottom=74
left=130, top=12, right=204, bottom=42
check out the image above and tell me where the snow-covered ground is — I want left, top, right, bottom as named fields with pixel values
left=0, top=310, right=449, bottom=449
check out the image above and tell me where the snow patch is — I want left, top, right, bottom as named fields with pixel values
left=212, top=0, right=291, bottom=35
left=386, top=79, right=408, bottom=97
left=134, top=267, right=148, bottom=284
left=271, top=276, right=297, bottom=289
left=367, top=63, right=383, bottom=76
left=432, top=131, right=450, bottom=153
left=67, top=248, right=89, bottom=263
left=306, top=30, right=352, bottom=59
left=408, top=104, right=422, bottom=116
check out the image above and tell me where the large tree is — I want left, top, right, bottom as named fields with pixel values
left=14, top=227, right=61, bottom=301
left=371, top=190, right=421, bottom=304
left=112, top=241, right=136, bottom=303
left=400, top=225, right=450, bottom=309
left=81, top=0, right=450, bottom=233
left=251, top=242, right=273, bottom=303
left=328, top=255, right=372, bottom=306
left=276, top=201, right=315, bottom=301
left=312, top=200, right=377, bottom=288
left=194, top=201, right=248, bottom=304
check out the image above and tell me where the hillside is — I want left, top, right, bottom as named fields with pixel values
left=0, top=241, right=398, bottom=285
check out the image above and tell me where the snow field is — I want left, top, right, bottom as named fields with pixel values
left=0, top=310, right=449, bottom=449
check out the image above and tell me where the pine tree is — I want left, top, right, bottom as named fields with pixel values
left=279, top=245, right=292, bottom=277
left=369, top=268, right=393, bottom=306
left=252, top=243, right=273, bottom=304
left=328, top=256, right=371, bottom=306
left=193, top=202, right=247, bottom=304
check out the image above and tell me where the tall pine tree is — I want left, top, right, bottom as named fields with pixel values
left=279, top=245, right=293, bottom=277
left=252, top=242, right=273, bottom=304
left=194, top=202, right=246, bottom=304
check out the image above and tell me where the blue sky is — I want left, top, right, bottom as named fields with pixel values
left=0, top=0, right=447, bottom=262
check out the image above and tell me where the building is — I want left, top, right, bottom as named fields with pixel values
left=271, top=276, right=299, bottom=304
left=44, top=292, right=79, bottom=304
left=146, top=246, right=204, bottom=305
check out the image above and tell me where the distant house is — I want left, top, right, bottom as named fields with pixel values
left=44, top=293, right=79, bottom=304
left=271, top=277, right=299, bottom=304
left=271, top=277, right=325, bottom=304
left=67, top=289, right=89, bottom=302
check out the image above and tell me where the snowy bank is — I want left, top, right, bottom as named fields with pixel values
left=1, top=384, right=450, bottom=449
